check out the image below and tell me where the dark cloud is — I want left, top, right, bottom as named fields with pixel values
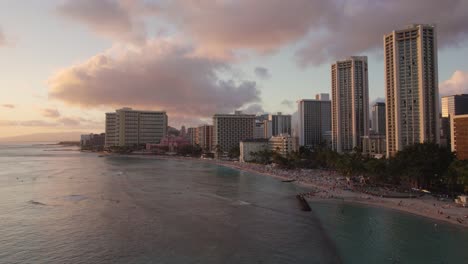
left=296, top=0, right=468, bottom=66
left=55, top=1, right=468, bottom=65
left=42, top=108, right=61, bottom=118
left=280, top=99, right=294, bottom=108
left=440, top=70, right=468, bottom=96
left=48, top=39, right=261, bottom=122
left=254, top=67, right=271, bottom=80
left=56, top=0, right=146, bottom=43
left=158, top=0, right=468, bottom=65
left=2, top=104, right=15, bottom=109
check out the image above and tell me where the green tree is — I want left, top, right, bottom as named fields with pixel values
left=389, top=143, right=455, bottom=189
left=228, top=146, right=240, bottom=159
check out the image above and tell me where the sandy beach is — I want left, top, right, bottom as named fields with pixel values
left=149, top=155, right=468, bottom=228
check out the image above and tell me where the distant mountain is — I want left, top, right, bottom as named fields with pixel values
left=0, top=131, right=89, bottom=142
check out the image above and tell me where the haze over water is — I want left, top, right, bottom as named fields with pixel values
left=0, top=143, right=467, bottom=264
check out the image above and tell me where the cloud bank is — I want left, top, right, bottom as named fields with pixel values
left=48, top=39, right=261, bottom=123
left=56, top=0, right=147, bottom=43
left=440, top=70, right=468, bottom=96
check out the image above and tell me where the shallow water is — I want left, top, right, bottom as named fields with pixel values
left=0, top=143, right=467, bottom=263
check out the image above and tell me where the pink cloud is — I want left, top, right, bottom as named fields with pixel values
left=440, top=70, right=468, bottom=96
left=48, top=39, right=261, bottom=124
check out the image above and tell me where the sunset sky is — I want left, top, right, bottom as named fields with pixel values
left=1, top=0, right=468, bottom=139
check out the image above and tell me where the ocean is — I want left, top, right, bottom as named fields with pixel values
left=0, top=143, right=467, bottom=263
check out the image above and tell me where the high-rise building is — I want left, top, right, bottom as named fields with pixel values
left=440, top=94, right=468, bottom=147
left=187, top=127, right=197, bottom=145
left=105, top=107, right=167, bottom=147
left=197, top=124, right=214, bottom=151
left=316, top=93, right=330, bottom=101
left=254, top=121, right=265, bottom=139
left=441, top=94, right=468, bottom=118
left=213, top=111, right=255, bottom=155
left=180, top=125, right=187, bottom=137
left=297, top=96, right=331, bottom=149
left=331, top=56, right=369, bottom=153
left=268, top=112, right=292, bottom=136
left=450, top=114, right=468, bottom=160
left=384, top=24, right=440, bottom=157
left=372, top=102, right=386, bottom=135
left=263, top=120, right=273, bottom=138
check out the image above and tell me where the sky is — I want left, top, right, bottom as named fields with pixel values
left=1, top=0, right=468, bottom=139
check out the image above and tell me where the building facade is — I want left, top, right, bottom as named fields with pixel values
left=269, top=112, right=292, bottom=136
left=269, top=135, right=299, bottom=157
left=239, top=139, right=269, bottom=162
left=372, top=102, right=386, bottom=135
left=441, top=94, right=468, bottom=118
left=197, top=124, right=214, bottom=151
left=213, top=111, right=255, bottom=155
left=362, top=135, right=386, bottom=158
left=298, top=97, right=331, bottom=149
left=254, top=121, right=265, bottom=139
left=187, top=127, right=197, bottom=145
left=105, top=108, right=167, bottom=147
left=384, top=24, right=440, bottom=157
left=331, top=56, right=369, bottom=153
left=81, top=133, right=105, bottom=150
left=450, top=114, right=468, bottom=160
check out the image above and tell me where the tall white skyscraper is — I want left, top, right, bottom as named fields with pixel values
left=331, top=56, right=369, bottom=153
left=384, top=24, right=439, bottom=157
left=297, top=95, right=331, bottom=148
left=105, top=107, right=168, bottom=147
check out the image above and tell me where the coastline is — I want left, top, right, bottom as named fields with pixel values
left=148, top=155, right=468, bottom=228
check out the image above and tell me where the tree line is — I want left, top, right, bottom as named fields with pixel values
left=249, top=143, right=468, bottom=194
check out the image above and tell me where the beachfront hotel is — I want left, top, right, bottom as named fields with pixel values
left=197, top=124, right=214, bottom=151
left=105, top=107, right=168, bottom=147
left=297, top=95, right=331, bottom=149
left=384, top=24, right=440, bottom=157
left=268, top=112, right=292, bottom=136
left=213, top=111, right=256, bottom=154
left=331, top=56, right=370, bottom=153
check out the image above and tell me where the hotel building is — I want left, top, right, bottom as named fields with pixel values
left=105, top=107, right=167, bottom=147
left=384, top=24, right=439, bottom=157
left=297, top=95, right=331, bottom=149
left=331, top=56, right=369, bottom=153
left=213, top=111, right=255, bottom=154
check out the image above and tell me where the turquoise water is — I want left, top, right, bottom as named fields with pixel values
left=0, top=143, right=467, bottom=263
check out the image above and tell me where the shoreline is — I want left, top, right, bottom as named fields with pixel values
left=151, top=155, right=468, bottom=228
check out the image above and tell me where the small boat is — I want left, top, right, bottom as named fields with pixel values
left=282, top=179, right=296, bottom=183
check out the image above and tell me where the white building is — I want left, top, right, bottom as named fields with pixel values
left=105, top=107, right=167, bottom=147
left=213, top=111, right=255, bottom=155
left=331, top=56, right=369, bottom=153
left=384, top=24, right=440, bottom=157
left=298, top=96, right=332, bottom=149
left=269, top=135, right=299, bottom=157
left=239, top=139, right=269, bottom=162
